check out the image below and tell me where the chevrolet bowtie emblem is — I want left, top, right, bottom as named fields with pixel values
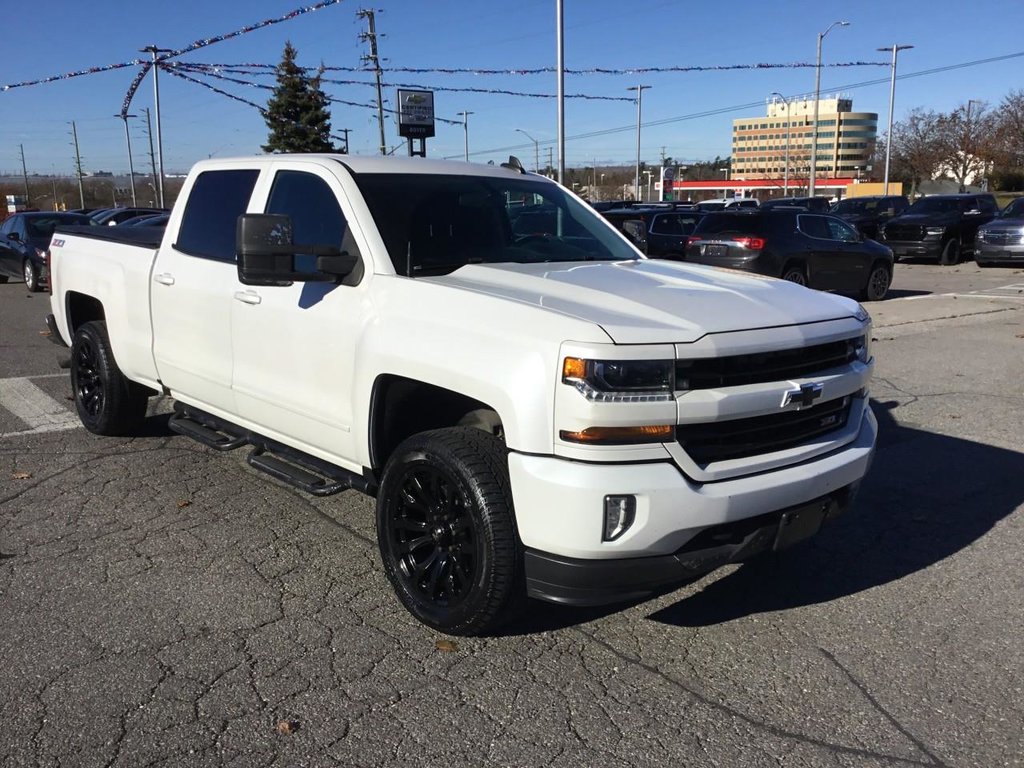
left=782, top=382, right=824, bottom=409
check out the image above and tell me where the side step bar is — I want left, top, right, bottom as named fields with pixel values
left=169, top=403, right=376, bottom=497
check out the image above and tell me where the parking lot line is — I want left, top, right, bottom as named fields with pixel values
left=0, top=377, right=80, bottom=435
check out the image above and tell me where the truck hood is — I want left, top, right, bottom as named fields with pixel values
left=888, top=212, right=958, bottom=227
left=428, top=260, right=859, bottom=344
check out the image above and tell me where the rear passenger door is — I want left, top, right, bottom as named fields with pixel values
left=796, top=215, right=843, bottom=289
left=649, top=213, right=686, bottom=258
left=151, top=167, right=262, bottom=415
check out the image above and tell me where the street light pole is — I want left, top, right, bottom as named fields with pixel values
left=809, top=21, right=849, bottom=197
left=555, top=0, right=565, bottom=183
left=627, top=85, right=651, bottom=202
left=117, top=114, right=139, bottom=206
left=456, top=111, right=474, bottom=162
left=770, top=92, right=792, bottom=194
left=878, top=44, right=913, bottom=195
left=141, top=46, right=172, bottom=208
left=515, top=129, right=540, bottom=172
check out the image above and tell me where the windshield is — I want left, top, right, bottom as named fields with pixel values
left=832, top=198, right=877, bottom=214
left=1000, top=198, right=1024, bottom=218
left=353, top=173, right=639, bottom=275
left=26, top=214, right=94, bottom=238
left=906, top=197, right=960, bottom=214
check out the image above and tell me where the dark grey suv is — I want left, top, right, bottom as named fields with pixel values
left=685, top=210, right=895, bottom=301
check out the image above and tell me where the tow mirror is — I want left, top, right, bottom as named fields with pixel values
left=236, top=213, right=358, bottom=286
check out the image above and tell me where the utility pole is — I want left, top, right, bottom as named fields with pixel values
left=456, top=111, right=473, bottom=162
left=339, top=128, right=351, bottom=154
left=70, top=122, right=85, bottom=209
left=117, top=114, right=139, bottom=206
left=19, top=144, right=30, bottom=206
left=140, top=46, right=172, bottom=207
left=142, top=108, right=159, bottom=197
left=878, top=44, right=913, bottom=195
left=547, top=147, right=554, bottom=176
left=357, top=9, right=387, bottom=156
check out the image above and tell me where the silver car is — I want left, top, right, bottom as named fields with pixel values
left=976, top=198, right=1024, bottom=265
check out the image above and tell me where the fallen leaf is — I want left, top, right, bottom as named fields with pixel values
left=176, top=499, right=192, bottom=509
left=11, top=472, right=32, bottom=480
left=435, top=639, right=459, bottom=653
left=276, top=720, right=299, bottom=735
left=1016, top=333, right=1024, bottom=339
left=949, top=414, right=961, bottom=419
left=65, top=396, right=74, bottom=401
left=39, top=330, right=52, bottom=337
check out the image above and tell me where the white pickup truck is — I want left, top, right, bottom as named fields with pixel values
left=47, top=154, right=877, bottom=635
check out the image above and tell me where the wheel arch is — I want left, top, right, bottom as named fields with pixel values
left=65, top=292, right=106, bottom=336
left=368, top=374, right=506, bottom=472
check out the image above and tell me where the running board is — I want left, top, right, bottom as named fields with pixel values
left=169, top=409, right=247, bottom=451
left=168, top=403, right=376, bottom=496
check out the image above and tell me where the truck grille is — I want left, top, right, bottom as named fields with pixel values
left=676, top=338, right=860, bottom=390
left=981, top=231, right=1024, bottom=245
left=884, top=224, right=925, bottom=241
left=677, top=396, right=852, bottom=464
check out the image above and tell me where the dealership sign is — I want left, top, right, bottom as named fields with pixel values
left=396, top=89, right=436, bottom=139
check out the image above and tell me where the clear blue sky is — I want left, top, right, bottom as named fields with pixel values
left=2, top=0, right=1023, bottom=176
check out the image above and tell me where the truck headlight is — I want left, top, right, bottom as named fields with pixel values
left=925, top=227, right=946, bottom=236
left=562, top=357, right=674, bottom=402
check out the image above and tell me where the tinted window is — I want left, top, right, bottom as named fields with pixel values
left=798, top=215, right=831, bottom=239
left=694, top=213, right=766, bottom=236
left=826, top=217, right=859, bottom=242
left=266, top=171, right=351, bottom=272
left=25, top=214, right=93, bottom=238
left=1001, top=198, right=1024, bottom=218
left=176, top=169, right=259, bottom=261
left=978, top=196, right=998, bottom=214
left=651, top=215, right=679, bottom=235
left=907, top=197, right=959, bottom=214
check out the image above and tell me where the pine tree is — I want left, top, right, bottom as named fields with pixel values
left=262, top=41, right=338, bottom=153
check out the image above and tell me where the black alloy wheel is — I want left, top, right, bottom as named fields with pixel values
left=70, top=321, right=148, bottom=435
left=23, top=259, right=40, bottom=292
left=782, top=265, right=808, bottom=286
left=376, top=427, right=523, bottom=636
left=862, top=263, right=892, bottom=302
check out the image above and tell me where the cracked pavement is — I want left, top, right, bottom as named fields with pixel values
left=1, top=264, right=1022, bottom=767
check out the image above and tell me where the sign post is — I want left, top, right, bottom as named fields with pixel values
left=660, top=166, right=675, bottom=202
left=396, top=89, right=435, bottom=158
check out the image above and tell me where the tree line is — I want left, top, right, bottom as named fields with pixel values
left=883, top=90, right=1024, bottom=195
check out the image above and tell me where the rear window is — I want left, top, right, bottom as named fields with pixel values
left=693, top=213, right=766, bottom=236
left=175, top=169, right=260, bottom=262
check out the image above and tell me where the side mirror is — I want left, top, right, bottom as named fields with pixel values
left=621, top=219, right=648, bottom=251
left=7, top=232, right=20, bottom=242
left=236, top=213, right=357, bottom=286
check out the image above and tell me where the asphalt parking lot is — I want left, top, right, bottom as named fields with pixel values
left=1, top=262, right=1022, bottom=767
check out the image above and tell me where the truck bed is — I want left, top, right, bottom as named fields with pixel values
left=56, top=224, right=165, bottom=248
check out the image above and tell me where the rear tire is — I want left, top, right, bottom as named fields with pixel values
left=23, top=260, right=40, bottom=292
left=861, top=262, right=892, bottom=302
left=781, top=263, right=808, bottom=287
left=70, top=321, right=149, bottom=435
left=939, top=239, right=960, bottom=266
left=376, top=427, right=523, bottom=636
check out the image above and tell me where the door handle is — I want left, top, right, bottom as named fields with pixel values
left=233, top=290, right=262, bottom=305
left=154, top=273, right=175, bottom=286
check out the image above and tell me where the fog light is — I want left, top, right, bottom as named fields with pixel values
left=603, top=495, right=636, bottom=541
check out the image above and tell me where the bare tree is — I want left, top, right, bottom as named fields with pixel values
left=888, top=108, right=945, bottom=197
left=934, top=101, right=997, bottom=192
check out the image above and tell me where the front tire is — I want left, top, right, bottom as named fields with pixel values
left=861, top=262, right=892, bottom=301
left=939, top=239, right=960, bottom=266
left=376, top=427, right=523, bottom=636
left=23, top=260, right=40, bottom=292
left=70, top=321, right=148, bottom=435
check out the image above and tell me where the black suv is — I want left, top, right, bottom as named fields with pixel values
left=878, top=193, right=998, bottom=265
left=830, top=195, right=909, bottom=239
left=760, top=196, right=833, bottom=213
left=602, top=206, right=704, bottom=259
left=685, top=209, right=894, bottom=301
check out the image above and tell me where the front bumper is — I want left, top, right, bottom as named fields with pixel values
left=882, top=239, right=942, bottom=260
left=975, top=242, right=1024, bottom=262
left=526, top=485, right=855, bottom=605
left=512, top=406, right=877, bottom=604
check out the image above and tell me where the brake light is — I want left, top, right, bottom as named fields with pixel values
left=733, top=237, right=766, bottom=250
left=686, top=235, right=701, bottom=246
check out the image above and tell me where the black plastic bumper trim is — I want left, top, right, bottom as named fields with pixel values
left=45, top=314, right=68, bottom=348
left=523, top=484, right=855, bottom=607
